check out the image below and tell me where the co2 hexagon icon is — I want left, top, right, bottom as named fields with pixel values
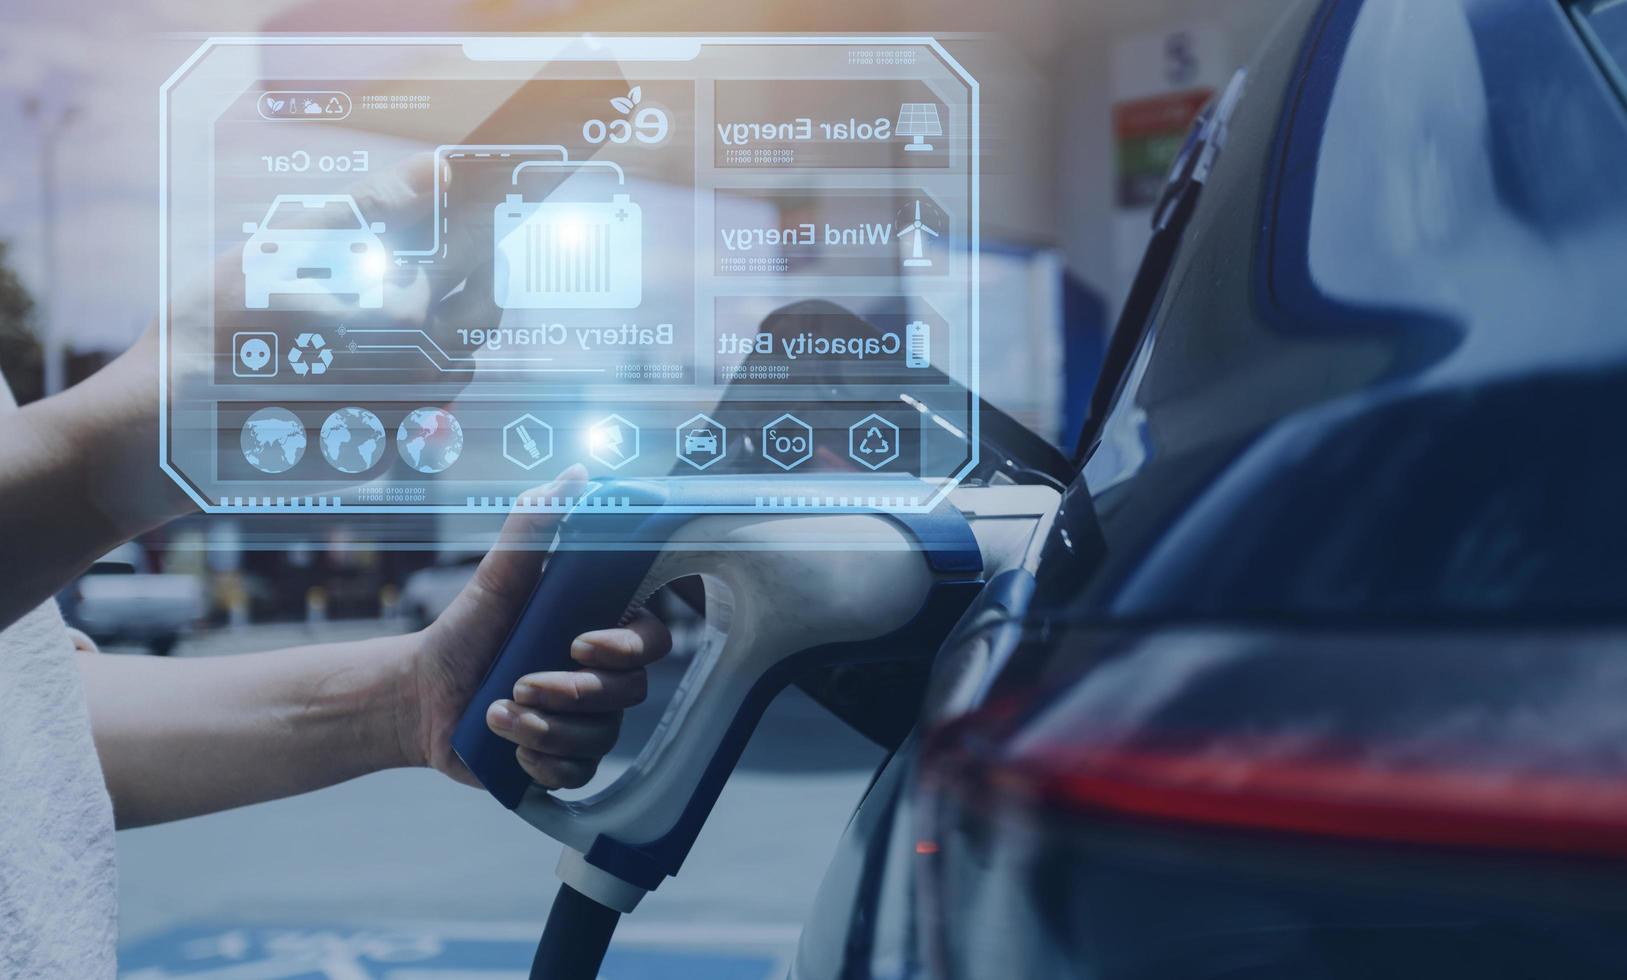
left=763, top=413, right=813, bottom=470
left=677, top=413, right=726, bottom=470
left=588, top=414, right=639, bottom=470
left=848, top=414, right=900, bottom=470
left=502, top=414, right=554, bottom=471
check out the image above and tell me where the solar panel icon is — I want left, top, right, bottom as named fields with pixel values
left=895, top=102, right=943, bottom=152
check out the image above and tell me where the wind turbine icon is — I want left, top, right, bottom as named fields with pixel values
left=897, top=199, right=940, bottom=269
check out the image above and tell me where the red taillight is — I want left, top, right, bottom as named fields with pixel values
left=993, top=738, right=1627, bottom=858
left=923, top=630, right=1627, bottom=860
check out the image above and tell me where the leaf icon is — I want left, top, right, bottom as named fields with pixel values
left=611, top=96, right=633, bottom=114
left=629, top=86, right=642, bottom=105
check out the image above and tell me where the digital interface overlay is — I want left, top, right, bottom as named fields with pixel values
left=160, top=37, right=979, bottom=514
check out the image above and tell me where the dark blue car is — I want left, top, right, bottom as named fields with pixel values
left=793, top=1, right=1627, bottom=976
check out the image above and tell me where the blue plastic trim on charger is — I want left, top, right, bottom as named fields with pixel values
left=451, top=482, right=678, bottom=809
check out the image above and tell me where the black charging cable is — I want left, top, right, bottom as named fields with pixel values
left=529, top=883, right=621, bottom=980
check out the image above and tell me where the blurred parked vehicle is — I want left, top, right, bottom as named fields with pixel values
left=400, top=557, right=480, bottom=630
left=64, top=542, right=206, bottom=656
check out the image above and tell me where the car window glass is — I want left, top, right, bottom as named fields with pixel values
left=266, top=201, right=364, bottom=230
left=1574, top=1, right=1627, bottom=93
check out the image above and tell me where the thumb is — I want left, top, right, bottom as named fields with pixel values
left=467, top=464, right=589, bottom=620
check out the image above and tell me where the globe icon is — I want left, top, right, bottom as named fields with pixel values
left=319, top=407, right=387, bottom=474
left=397, top=406, right=464, bottom=474
left=240, top=407, right=307, bottom=474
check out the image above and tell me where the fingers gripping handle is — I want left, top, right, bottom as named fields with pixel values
left=453, top=506, right=949, bottom=909
left=451, top=541, right=665, bottom=809
left=513, top=516, right=938, bottom=873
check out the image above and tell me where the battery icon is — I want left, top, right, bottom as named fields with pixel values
left=905, top=320, right=930, bottom=369
left=493, top=192, right=642, bottom=310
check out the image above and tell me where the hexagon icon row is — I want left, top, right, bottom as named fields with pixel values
left=502, top=414, right=555, bottom=471
left=498, top=412, right=900, bottom=474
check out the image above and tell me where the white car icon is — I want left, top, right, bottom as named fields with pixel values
left=242, top=194, right=387, bottom=309
left=683, top=429, right=719, bottom=455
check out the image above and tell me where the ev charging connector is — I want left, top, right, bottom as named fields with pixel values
left=449, top=479, right=1058, bottom=974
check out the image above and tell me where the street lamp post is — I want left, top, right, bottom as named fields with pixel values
left=23, top=96, right=80, bottom=396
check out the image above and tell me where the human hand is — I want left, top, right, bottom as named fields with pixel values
left=400, top=465, right=673, bottom=789
left=48, top=154, right=444, bottom=542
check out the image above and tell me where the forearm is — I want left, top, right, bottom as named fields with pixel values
left=0, top=330, right=193, bottom=628
left=78, top=636, right=418, bottom=828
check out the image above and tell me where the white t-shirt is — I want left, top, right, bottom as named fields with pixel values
left=0, top=371, right=118, bottom=978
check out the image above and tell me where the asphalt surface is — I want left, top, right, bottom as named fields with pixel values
left=112, top=620, right=885, bottom=973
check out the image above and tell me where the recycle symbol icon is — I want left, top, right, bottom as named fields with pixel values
left=847, top=413, right=899, bottom=470
left=288, top=332, right=333, bottom=376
